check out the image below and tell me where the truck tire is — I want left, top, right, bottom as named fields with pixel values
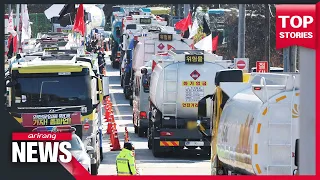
left=91, top=163, right=98, bottom=175
left=134, top=125, right=138, bottom=134
left=112, top=61, right=119, bottom=69
left=147, top=126, right=152, bottom=149
left=100, top=147, right=104, bottom=161
left=124, top=89, right=130, bottom=99
left=138, top=126, right=144, bottom=137
left=148, top=138, right=152, bottom=149
left=152, top=138, right=163, bottom=157
left=120, top=76, right=124, bottom=87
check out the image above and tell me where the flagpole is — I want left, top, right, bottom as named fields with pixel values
left=15, top=4, right=21, bottom=54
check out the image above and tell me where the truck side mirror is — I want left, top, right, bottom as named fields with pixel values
left=86, top=146, right=94, bottom=154
left=198, top=94, right=213, bottom=118
left=141, top=68, right=147, bottom=75
left=6, top=80, right=17, bottom=87
left=294, top=139, right=299, bottom=167
left=102, top=76, right=109, bottom=96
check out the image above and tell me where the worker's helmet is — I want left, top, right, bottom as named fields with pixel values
left=123, top=142, right=133, bottom=151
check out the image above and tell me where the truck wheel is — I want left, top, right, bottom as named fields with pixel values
left=147, top=127, right=152, bottom=149
left=120, top=76, right=124, bottom=87
left=138, top=126, right=144, bottom=137
left=216, top=167, right=228, bottom=175
left=100, top=147, right=104, bottom=161
left=134, top=125, right=138, bottom=134
left=148, top=137, right=152, bottom=149
left=124, top=90, right=130, bottom=99
left=91, top=163, right=98, bottom=175
left=152, top=138, right=163, bottom=157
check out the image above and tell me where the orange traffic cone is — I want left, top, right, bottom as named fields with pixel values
left=109, top=125, right=114, bottom=147
left=107, top=118, right=113, bottom=134
left=104, top=108, right=111, bottom=122
left=124, top=127, right=129, bottom=143
left=111, top=128, right=121, bottom=151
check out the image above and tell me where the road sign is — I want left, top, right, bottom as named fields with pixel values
left=256, top=61, right=269, bottom=73
left=234, top=58, right=249, bottom=72
left=236, top=60, right=246, bottom=69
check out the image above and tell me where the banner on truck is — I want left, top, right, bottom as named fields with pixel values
left=22, top=112, right=81, bottom=126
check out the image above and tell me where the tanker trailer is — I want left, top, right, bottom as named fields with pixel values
left=148, top=50, right=232, bottom=157
left=197, top=70, right=300, bottom=175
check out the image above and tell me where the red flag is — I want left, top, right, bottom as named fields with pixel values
left=152, top=60, right=157, bottom=71
left=175, top=12, right=192, bottom=32
left=73, top=4, right=85, bottom=36
left=7, top=34, right=18, bottom=54
left=212, top=35, right=219, bottom=51
left=167, top=44, right=175, bottom=50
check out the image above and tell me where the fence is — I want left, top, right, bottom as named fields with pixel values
left=29, top=13, right=52, bottom=38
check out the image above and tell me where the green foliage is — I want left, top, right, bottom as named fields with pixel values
left=217, top=4, right=282, bottom=68
left=29, top=13, right=52, bottom=38
left=193, top=26, right=206, bottom=44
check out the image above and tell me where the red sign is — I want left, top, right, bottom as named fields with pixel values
left=190, top=70, right=200, bottom=80
left=84, top=123, right=90, bottom=130
left=236, top=60, right=246, bottom=69
left=157, top=43, right=165, bottom=50
left=22, top=112, right=81, bottom=127
left=276, top=5, right=316, bottom=49
left=256, top=61, right=269, bottom=73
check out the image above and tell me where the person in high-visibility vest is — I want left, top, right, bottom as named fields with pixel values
left=116, top=142, right=137, bottom=175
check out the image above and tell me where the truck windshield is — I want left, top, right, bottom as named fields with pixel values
left=13, top=75, right=91, bottom=107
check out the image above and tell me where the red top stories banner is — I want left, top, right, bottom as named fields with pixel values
left=276, top=4, right=316, bottom=49
left=21, top=112, right=81, bottom=127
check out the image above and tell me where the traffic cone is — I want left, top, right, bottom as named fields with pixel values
left=104, top=108, right=111, bottom=122
left=111, top=128, right=121, bottom=151
left=109, top=124, right=114, bottom=147
left=124, top=127, right=129, bottom=143
left=107, top=118, right=113, bottom=134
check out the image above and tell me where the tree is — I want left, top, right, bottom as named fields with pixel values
left=193, top=26, right=206, bottom=44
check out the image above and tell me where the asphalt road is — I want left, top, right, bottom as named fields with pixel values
left=98, top=56, right=211, bottom=175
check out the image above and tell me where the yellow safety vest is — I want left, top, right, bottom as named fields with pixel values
left=116, top=149, right=137, bottom=175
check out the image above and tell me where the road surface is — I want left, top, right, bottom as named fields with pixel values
left=98, top=57, right=211, bottom=175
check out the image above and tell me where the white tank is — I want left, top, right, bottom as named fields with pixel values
left=216, top=73, right=300, bottom=175
left=150, top=50, right=231, bottom=119
left=132, top=33, right=193, bottom=72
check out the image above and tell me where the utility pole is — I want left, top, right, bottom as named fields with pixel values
left=15, top=4, right=21, bottom=54
left=184, top=4, right=190, bottom=17
left=8, top=4, right=11, bottom=14
left=170, top=4, right=174, bottom=26
left=283, top=46, right=297, bottom=72
left=237, top=4, right=246, bottom=58
left=283, top=48, right=290, bottom=72
left=290, top=46, right=297, bottom=72
left=264, top=4, right=271, bottom=70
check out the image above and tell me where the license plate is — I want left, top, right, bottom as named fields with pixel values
left=185, top=141, right=204, bottom=146
left=187, top=121, right=197, bottom=129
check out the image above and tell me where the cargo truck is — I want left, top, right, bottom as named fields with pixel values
left=197, top=70, right=300, bottom=175
left=5, top=54, right=109, bottom=175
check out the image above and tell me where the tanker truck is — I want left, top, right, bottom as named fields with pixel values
left=125, top=31, right=191, bottom=104
left=147, top=50, right=233, bottom=157
left=197, top=69, right=300, bottom=175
